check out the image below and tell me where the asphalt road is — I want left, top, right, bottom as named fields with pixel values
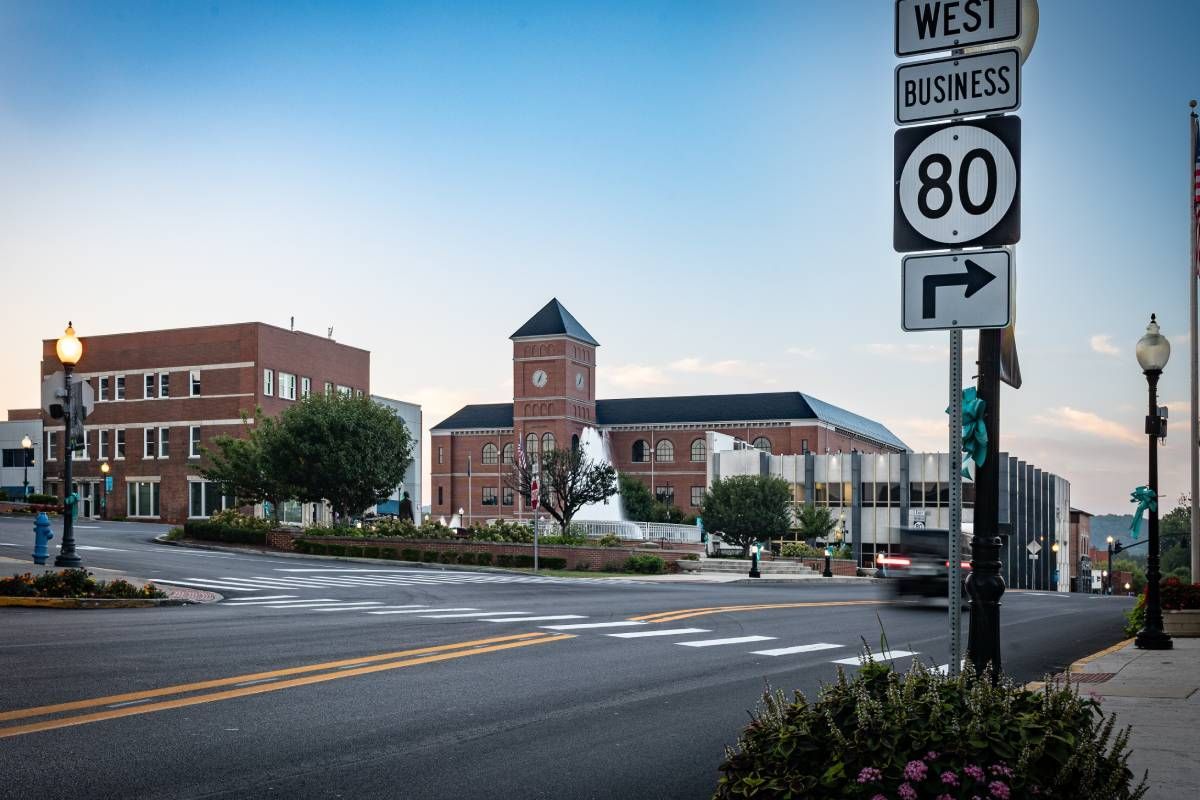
left=0, top=517, right=1134, bottom=799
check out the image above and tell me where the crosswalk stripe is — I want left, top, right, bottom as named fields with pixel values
left=362, top=605, right=426, bottom=610
left=309, top=604, right=387, bottom=612
left=221, top=595, right=296, bottom=602
left=419, top=611, right=530, bottom=619
left=607, top=628, right=711, bottom=639
left=151, top=579, right=260, bottom=592
left=751, top=643, right=843, bottom=656
left=262, top=601, right=348, bottom=609
left=676, top=636, right=776, bottom=648
left=485, top=615, right=587, bottom=622
left=831, top=650, right=919, bottom=665
left=366, top=608, right=477, bottom=615
left=540, top=621, right=647, bottom=630
left=224, top=597, right=316, bottom=605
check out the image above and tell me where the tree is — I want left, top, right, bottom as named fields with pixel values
left=795, top=504, right=837, bottom=542
left=200, top=412, right=293, bottom=526
left=506, top=446, right=618, bottom=534
left=619, top=473, right=681, bottom=523
left=700, top=475, right=792, bottom=556
left=269, top=394, right=414, bottom=523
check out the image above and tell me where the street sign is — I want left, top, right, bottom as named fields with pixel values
left=894, top=114, right=1020, bottom=252
left=895, top=49, right=1019, bottom=125
left=902, top=249, right=1011, bottom=331
left=105, top=476, right=113, bottom=492
left=910, top=509, right=927, bottom=528
left=40, top=372, right=66, bottom=416
left=896, top=0, right=1021, bottom=57
left=1026, top=539, right=1041, bottom=556
left=70, top=380, right=95, bottom=419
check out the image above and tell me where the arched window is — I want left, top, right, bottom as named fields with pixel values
left=751, top=436, right=772, bottom=451
left=482, top=443, right=498, bottom=465
left=542, top=432, right=556, bottom=455
left=526, top=433, right=538, bottom=463
left=571, top=434, right=580, bottom=452
left=656, top=439, right=674, bottom=463
left=632, top=439, right=650, bottom=463
left=501, top=443, right=514, bottom=465
left=690, top=438, right=707, bottom=462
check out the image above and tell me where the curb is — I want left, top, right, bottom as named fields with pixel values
left=1023, top=637, right=1135, bottom=691
left=0, top=596, right=190, bottom=609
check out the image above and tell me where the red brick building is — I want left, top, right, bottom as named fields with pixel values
left=31, top=322, right=369, bottom=524
left=430, top=299, right=907, bottom=523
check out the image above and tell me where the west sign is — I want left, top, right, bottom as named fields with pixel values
left=895, top=0, right=1020, bottom=57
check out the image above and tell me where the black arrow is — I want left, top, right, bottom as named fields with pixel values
left=922, top=259, right=996, bottom=319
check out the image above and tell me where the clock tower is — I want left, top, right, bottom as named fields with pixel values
left=511, top=298, right=599, bottom=461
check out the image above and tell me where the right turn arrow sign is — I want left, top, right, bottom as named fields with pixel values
left=902, top=249, right=1012, bottom=332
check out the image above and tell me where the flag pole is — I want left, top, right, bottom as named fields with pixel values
left=1190, top=100, right=1199, bottom=584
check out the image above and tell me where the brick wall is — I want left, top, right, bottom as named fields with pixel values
left=801, top=557, right=860, bottom=576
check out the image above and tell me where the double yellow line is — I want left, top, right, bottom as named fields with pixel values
left=0, top=632, right=571, bottom=739
left=631, top=600, right=883, bottom=624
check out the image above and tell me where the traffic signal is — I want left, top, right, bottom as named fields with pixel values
left=1112, top=541, right=1126, bottom=555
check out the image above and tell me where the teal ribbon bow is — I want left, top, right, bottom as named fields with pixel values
left=1128, top=486, right=1157, bottom=540
left=947, top=387, right=988, bottom=479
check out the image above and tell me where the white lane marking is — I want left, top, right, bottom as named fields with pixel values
left=677, top=636, right=777, bottom=648
left=485, top=615, right=588, bottom=622
left=221, top=596, right=300, bottom=604
left=366, top=605, right=427, bottom=610
left=226, top=598, right=336, bottom=605
left=540, top=621, right=648, bottom=630
left=832, top=650, right=920, bottom=665
left=75, top=526, right=102, bottom=530
left=151, top=579, right=259, bottom=592
left=77, top=545, right=126, bottom=551
left=419, top=611, right=530, bottom=619
left=607, top=628, right=711, bottom=639
left=151, top=548, right=237, bottom=558
left=367, top=607, right=476, bottom=615
left=308, top=603, right=387, bottom=612
left=751, top=643, right=844, bottom=657
left=261, top=601, right=348, bottom=608
left=180, top=578, right=315, bottom=590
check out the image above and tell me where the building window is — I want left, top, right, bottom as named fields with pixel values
left=144, top=428, right=156, bottom=459
left=98, top=376, right=109, bottom=402
left=98, top=430, right=109, bottom=460
left=188, top=481, right=234, bottom=518
left=324, top=381, right=334, bottom=396
left=542, top=432, right=556, bottom=455
left=336, top=385, right=351, bottom=397
left=690, top=438, right=706, bottom=462
left=127, top=481, right=160, bottom=518
left=46, top=431, right=57, bottom=461
left=632, top=439, right=650, bottom=463
left=1, top=449, right=35, bottom=467
left=301, top=377, right=311, bottom=398
left=526, top=433, right=539, bottom=462
left=158, top=428, right=170, bottom=458
left=437, top=446, right=444, bottom=465
left=801, top=439, right=809, bottom=454
left=502, top=443, right=514, bottom=465
left=114, top=429, right=126, bottom=460
left=115, top=375, right=126, bottom=400
left=655, top=439, right=674, bottom=463
left=690, top=486, right=705, bottom=507
left=437, top=486, right=444, bottom=505
left=502, top=486, right=514, bottom=506
left=189, top=370, right=201, bottom=396
left=144, top=374, right=155, bottom=399
left=190, top=426, right=201, bottom=458
left=655, top=486, right=675, bottom=506
left=159, top=372, right=170, bottom=398
left=263, top=369, right=274, bottom=397
left=355, top=389, right=364, bottom=399
left=482, top=487, right=498, bottom=506
left=71, top=431, right=87, bottom=461
left=482, top=443, right=499, bottom=465
left=279, top=372, right=297, bottom=401
left=751, top=436, right=771, bottom=451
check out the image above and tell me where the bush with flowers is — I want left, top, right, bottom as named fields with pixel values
left=0, top=569, right=167, bottom=599
left=714, top=655, right=1146, bottom=799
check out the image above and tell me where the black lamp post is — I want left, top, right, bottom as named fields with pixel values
left=1134, top=314, right=1172, bottom=650
left=54, top=322, right=83, bottom=569
left=100, top=461, right=110, bottom=520
left=20, top=434, right=33, bottom=497
left=1105, top=535, right=1114, bottom=595
left=748, top=542, right=761, bottom=578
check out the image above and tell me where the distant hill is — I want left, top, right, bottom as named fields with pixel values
left=1088, top=515, right=1133, bottom=549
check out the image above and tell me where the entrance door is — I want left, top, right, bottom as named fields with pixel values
left=77, top=483, right=98, bottom=519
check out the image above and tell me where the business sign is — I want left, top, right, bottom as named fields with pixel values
left=895, top=49, right=1019, bottom=124
left=896, top=0, right=1021, bottom=57
left=894, top=114, right=1020, bottom=252
left=902, top=249, right=1011, bottom=331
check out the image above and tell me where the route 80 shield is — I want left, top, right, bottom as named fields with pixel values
left=894, top=115, right=1020, bottom=252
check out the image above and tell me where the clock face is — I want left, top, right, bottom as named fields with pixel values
left=575, top=372, right=585, bottom=390
left=531, top=369, right=548, bottom=388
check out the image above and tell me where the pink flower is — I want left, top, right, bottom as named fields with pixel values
left=989, top=763, right=1014, bottom=779
left=871, top=795, right=888, bottom=800
left=941, top=771, right=960, bottom=787
left=904, top=760, right=929, bottom=781
left=858, top=767, right=883, bottom=784
left=937, top=795, right=953, bottom=800
left=989, top=781, right=1010, bottom=800
left=964, top=764, right=986, bottom=782
left=925, top=751, right=940, bottom=761
left=898, top=783, right=917, bottom=800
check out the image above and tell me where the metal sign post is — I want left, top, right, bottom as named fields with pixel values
left=948, top=329, right=964, bottom=677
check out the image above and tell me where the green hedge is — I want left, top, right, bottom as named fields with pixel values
left=457, top=552, right=477, bottom=565
left=476, top=552, right=493, bottom=566
left=422, top=551, right=439, bottom=563
left=184, top=520, right=268, bottom=546
left=625, top=554, right=666, bottom=574
left=401, top=548, right=420, bottom=562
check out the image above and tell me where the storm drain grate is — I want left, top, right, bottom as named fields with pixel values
left=1048, top=672, right=1115, bottom=684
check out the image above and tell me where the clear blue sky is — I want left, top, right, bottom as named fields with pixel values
left=2, top=0, right=1198, bottom=512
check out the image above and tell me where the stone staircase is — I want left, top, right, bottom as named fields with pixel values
left=696, top=557, right=820, bottom=577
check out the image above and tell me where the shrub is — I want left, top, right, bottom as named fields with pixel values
left=184, top=520, right=267, bottom=546
left=540, top=531, right=589, bottom=546
left=365, top=518, right=420, bottom=538
left=475, top=552, right=494, bottom=566
left=347, top=546, right=364, bottom=558
left=439, top=551, right=457, bottom=564
left=380, top=548, right=397, bottom=560
left=164, top=527, right=185, bottom=541
left=457, top=552, right=477, bottom=565
left=0, top=569, right=166, bottom=599
left=1159, top=576, right=1200, bottom=610
left=467, top=520, right=534, bottom=543
left=780, top=541, right=823, bottom=559
left=417, top=519, right=453, bottom=539
left=400, top=548, right=421, bottom=562
left=305, top=542, right=327, bottom=555
left=496, top=554, right=515, bottom=568
left=605, top=562, right=623, bottom=573
left=513, top=554, right=535, bottom=568
left=574, top=562, right=592, bottom=571
left=422, top=551, right=439, bottom=563
left=361, top=546, right=380, bottom=559
left=325, top=544, right=346, bottom=557
left=714, top=660, right=1148, bottom=800
left=597, top=533, right=622, bottom=548
left=210, top=509, right=272, bottom=531
left=26, top=493, right=58, bottom=505
left=625, top=554, right=666, bottom=574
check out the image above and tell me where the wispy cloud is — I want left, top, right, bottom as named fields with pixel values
left=786, top=346, right=820, bottom=359
left=1089, top=334, right=1120, bottom=357
left=1033, top=406, right=1140, bottom=444
left=603, top=363, right=671, bottom=390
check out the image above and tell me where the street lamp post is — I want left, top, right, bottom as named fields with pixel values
left=1134, top=314, right=1172, bottom=650
left=1106, top=535, right=1114, bottom=595
left=100, top=462, right=110, bottom=520
left=1051, top=541, right=1060, bottom=591
left=53, top=322, right=83, bottom=569
left=20, top=434, right=33, bottom=497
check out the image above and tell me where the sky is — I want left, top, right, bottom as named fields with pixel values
left=2, top=0, right=1198, bottom=514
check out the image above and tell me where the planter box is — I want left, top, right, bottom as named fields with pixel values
left=1163, top=609, right=1200, bottom=637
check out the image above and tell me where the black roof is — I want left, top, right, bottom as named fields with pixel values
left=510, top=298, right=599, bottom=346
left=431, top=391, right=906, bottom=450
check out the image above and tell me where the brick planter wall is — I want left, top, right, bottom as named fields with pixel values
left=801, top=558, right=859, bottom=576
left=266, top=529, right=698, bottom=572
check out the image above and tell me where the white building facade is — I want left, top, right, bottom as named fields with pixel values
left=0, top=419, right=44, bottom=500
left=371, top=395, right=422, bottom=519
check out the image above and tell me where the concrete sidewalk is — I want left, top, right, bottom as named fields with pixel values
left=1068, top=637, right=1200, bottom=798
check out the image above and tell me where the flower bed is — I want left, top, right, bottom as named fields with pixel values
left=0, top=569, right=166, bottom=599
